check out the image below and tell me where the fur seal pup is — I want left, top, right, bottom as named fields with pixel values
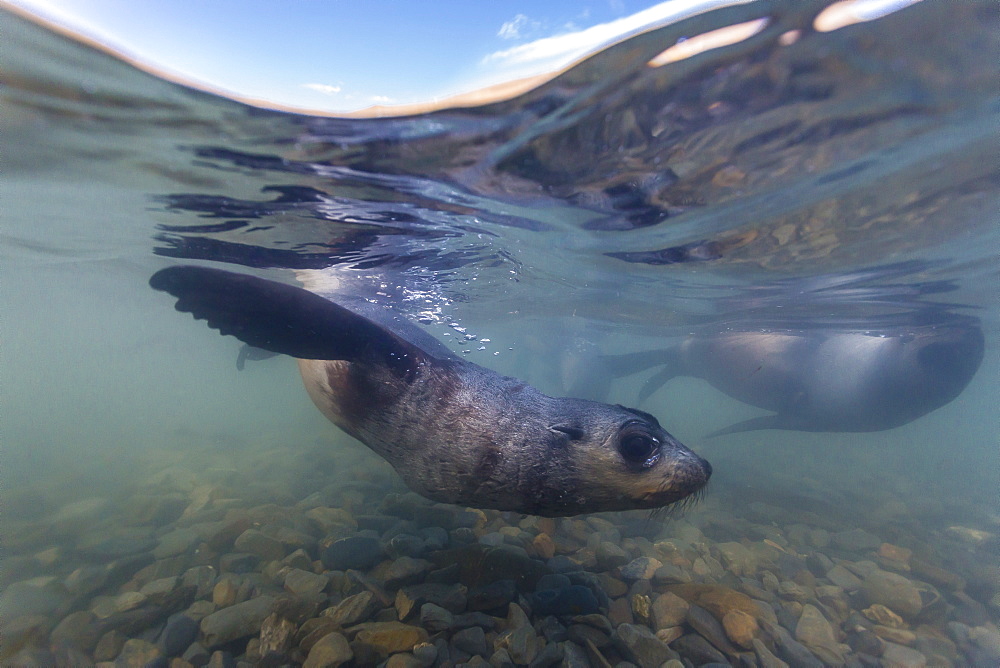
left=150, top=265, right=711, bottom=516
left=606, top=312, right=984, bottom=435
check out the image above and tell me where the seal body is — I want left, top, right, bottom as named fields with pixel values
left=150, top=265, right=711, bottom=516
left=628, top=314, right=984, bottom=435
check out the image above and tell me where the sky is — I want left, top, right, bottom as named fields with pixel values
left=7, top=0, right=919, bottom=113
left=7, top=0, right=745, bottom=112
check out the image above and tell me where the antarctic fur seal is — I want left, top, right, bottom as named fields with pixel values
left=604, top=313, right=984, bottom=435
left=150, top=265, right=711, bottom=516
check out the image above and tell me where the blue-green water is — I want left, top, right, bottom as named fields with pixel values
left=2, top=2, right=998, bottom=666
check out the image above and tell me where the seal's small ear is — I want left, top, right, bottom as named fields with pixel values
left=150, top=265, right=426, bottom=375
left=549, top=424, right=586, bottom=441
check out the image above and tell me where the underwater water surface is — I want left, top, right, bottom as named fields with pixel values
left=2, top=1, right=998, bottom=666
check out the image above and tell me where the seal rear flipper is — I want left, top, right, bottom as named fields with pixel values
left=590, top=348, right=680, bottom=404
left=636, top=363, right=680, bottom=405
left=150, top=265, right=431, bottom=371
left=704, top=415, right=788, bottom=438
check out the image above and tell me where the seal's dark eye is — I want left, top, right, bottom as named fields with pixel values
left=619, top=432, right=659, bottom=466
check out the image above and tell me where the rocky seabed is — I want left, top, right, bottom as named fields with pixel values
left=3, top=442, right=999, bottom=668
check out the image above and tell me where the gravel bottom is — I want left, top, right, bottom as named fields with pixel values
left=2, top=435, right=998, bottom=667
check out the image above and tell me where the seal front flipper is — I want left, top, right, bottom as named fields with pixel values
left=149, top=265, right=431, bottom=371
left=236, top=344, right=279, bottom=370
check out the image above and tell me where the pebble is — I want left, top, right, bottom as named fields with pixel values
left=651, top=591, right=689, bottom=629
left=495, top=603, right=540, bottom=665
left=672, top=633, right=727, bottom=664
left=468, top=579, right=517, bottom=612
left=304, top=507, right=358, bottom=534
left=861, top=570, right=923, bottom=618
left=614, top=622, right=676, bottom=666
left=378, top=556, right=433, bottom=588
left=114, top=638, right=164, bottom=667
left=862, top=603, right=902, bottom=627
left=351, top=621, right=430, bottom=657
left=94, top=630, right=127, bottom=662
left=412, top=642, right=438, bottom=665
left=656, top=626, right=683, bottom=644
left=873, top=624, right=916, bottom=645
left=559, top=640, right=590, bottom=667
left=606, top=597, right=632, bottom=627
left=219, top=552, right=260, bottom=574
left=258, top=612, right=296, bottom=662
left=160, top=613, right=199, bottom=656
left=200, top=595, right=277, bottom=648
left=181, top=566, right=217, bottom=599
left=794, top=603, right=845, bottom=664
left=419, top=602, right=455, bottom=632
left=303, top=631, right=352, bottom=668
left=234, top=529, right=285, bottom=562
left=530, top=585, right=599, bottom=616
left=320, top=536, right=383, bottom=571
left=826, top=564, right=863, bottom=591
left=766, top=621, right=824, bottom=668
left=722, top=609, right=758, bottom=649
left=686, top=603, right=738, bottom=656
left=153, top=528, right=200, bottom=560
left=395, top=582, right=467, bottom=619
left=832, top=528, right=882, bottom=552
left=114, top=591, right=147, bottom=613
left=595, top=542, right=629, bottom=569
left=385, top=652, right=424, bottom=668
left=324, top=590, right=382, bottom=626
left=968, top=625, right=1000, bottom=660
left=49, top=609, right=96, bottom=649
left=283, top=568, right=328, bottom=597
left=532, top=533, right=556, bottom=559
left=882, top=640, right=928, bottom=667
left=212, top=576, right=239, bottom=607
left=752, top=638, right=789, bottom=668
left=652, top=562, right=691, bottom=584
left=715, top=541, right=756, bottom=576
left=566, top=622, right=610, bottom=649
left=619, top=556, right=662, bottom=581
left=388, top=533, right=426, bottom=558
left=452, top=625, right=490, bottom=656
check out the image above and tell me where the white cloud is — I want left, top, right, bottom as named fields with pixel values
left=482, top=0, right=748, bottom=75
left=303, top=83, right=342, bottom=95
left=498, top=14, right=530, bottom=39
left=498, top=13, right=545, bottom=40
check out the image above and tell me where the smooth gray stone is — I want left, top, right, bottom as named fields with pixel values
left=200, top=595, right=276, bottom=648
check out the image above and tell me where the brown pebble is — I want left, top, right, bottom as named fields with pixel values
left=630, top=593, right=651, bottom=625
left=712, top=165, right=746, bottom=187
left=211, top=578, right=238, bottom=608
left=873, top=625, right=917, bottom=645
left=656, top=626, right=683, bottom=644
left=532, top=533, right=556, bottom=559
left=878, top=543, right=912, bottom=565
left=607, top=597, right=634, bottom=627
left=863, top=603, right=906, bottom=628
left=722, top=609, right=758, bottom=649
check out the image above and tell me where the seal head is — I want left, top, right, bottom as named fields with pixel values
left=150, top=265, right=711, bottom=516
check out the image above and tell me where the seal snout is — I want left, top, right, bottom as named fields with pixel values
left=699, top=455, right=713, bottom=480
